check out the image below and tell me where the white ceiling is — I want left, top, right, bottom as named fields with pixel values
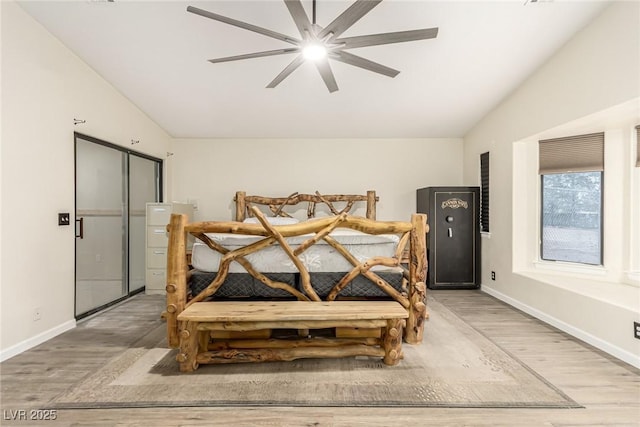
left=18, top=0, right=609, bottom=138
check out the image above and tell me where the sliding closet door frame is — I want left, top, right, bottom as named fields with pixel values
left=128, top=153, right=164, bottom=292
left=74, top=132, right=163, bottom=319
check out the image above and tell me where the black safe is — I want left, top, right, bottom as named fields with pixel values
left=417, top=187, right=481, bottom=289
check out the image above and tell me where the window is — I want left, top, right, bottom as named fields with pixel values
left=539, top=133, right=604, bottom=265
left=541, top=172, right=602, bottom=264
left=480, top=152, right=490, bottom=232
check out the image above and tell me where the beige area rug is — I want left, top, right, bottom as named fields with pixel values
left=51, top=299, right=579, bottom=409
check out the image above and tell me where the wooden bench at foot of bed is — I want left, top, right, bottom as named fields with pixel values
left=176, top=301, right=408, bottom=372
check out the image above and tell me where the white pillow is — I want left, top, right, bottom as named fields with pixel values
left=242, top=216, right=299, bottom=225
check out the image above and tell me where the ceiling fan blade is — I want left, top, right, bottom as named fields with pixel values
left=209, top=48, right=299, bottom=64
left=315, top=57, right=339, bottom=93
left=187, top=5, right=300, bottom=46
left=266, top=55, right=305, bottom=88
left=284, top=0, right=313, bottom=38
left=331, top=51, right=399, bottom=78
left=336, top=28, right=439, bottom=49
left=318, top=0, right=382, bottom=40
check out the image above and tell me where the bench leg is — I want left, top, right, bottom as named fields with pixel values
left=176, top=321, right=200, bottom=372
left=382, top=318, right=403, bottom=366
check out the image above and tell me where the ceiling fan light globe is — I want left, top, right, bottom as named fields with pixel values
left=302, top=43, right=327, bottom=61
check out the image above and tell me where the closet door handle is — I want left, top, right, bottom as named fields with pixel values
left=75, top=217, right=84, bottom=239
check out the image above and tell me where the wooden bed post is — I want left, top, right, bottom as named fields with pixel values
left=366, top=190, right=377, bottom=220
left=166, top=213, right=188, bottom=348
left=405, top=213, right=427, bottom=344
left=235, top=191, right=247, bottom=222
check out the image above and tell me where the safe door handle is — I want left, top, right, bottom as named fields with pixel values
left=75, top=217, right=84, bottom=239
left=448, top=227, right=453, bottom=238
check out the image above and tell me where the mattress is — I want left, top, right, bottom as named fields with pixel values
left=191, top=228, right=401, bottom=274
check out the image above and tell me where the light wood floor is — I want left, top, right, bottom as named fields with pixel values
left=1, top=290, right=638, bottom=426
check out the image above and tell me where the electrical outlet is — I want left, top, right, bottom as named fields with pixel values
left=491, top=271, right=496, bottom=280
left=58, top=213, right=70, bottom=226
left=634, top=322, right=640, bottom=340
left=34, top=307, right=42, bottom=322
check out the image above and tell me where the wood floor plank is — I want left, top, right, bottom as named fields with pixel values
left=1, top=291, right=638, bottom=426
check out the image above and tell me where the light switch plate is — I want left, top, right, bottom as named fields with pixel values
left=58, top=213, right=70, bottom=226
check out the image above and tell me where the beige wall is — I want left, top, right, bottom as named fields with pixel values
left=169, top=138, right=463, bottom=222
left=463, top=2, right=640, bottom=367
left=0, top=2, right=171, bottom=360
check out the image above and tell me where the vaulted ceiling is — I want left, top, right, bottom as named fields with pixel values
left=18, top=1, right=609, bottom=138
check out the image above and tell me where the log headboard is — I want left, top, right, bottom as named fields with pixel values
left=234, top=190, right=379, bottom=222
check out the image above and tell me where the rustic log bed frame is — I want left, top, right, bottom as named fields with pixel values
left=164, top=191, right=428, bottom=370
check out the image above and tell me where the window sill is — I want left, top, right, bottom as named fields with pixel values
left=624, top=271, right=640, bottom=286
left=481, top=232, right=491, bottom=239
left=533, top=260, right=607, bottom=277
left=514, top=270, right=639, bottom=312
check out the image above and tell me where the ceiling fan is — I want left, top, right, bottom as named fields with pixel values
left=187, top=0, right=439, bottom=93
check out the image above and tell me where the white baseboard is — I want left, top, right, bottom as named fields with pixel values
left=481, top=285, right=640, bottom=369
left=0, top=320, right=76, bottom=362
